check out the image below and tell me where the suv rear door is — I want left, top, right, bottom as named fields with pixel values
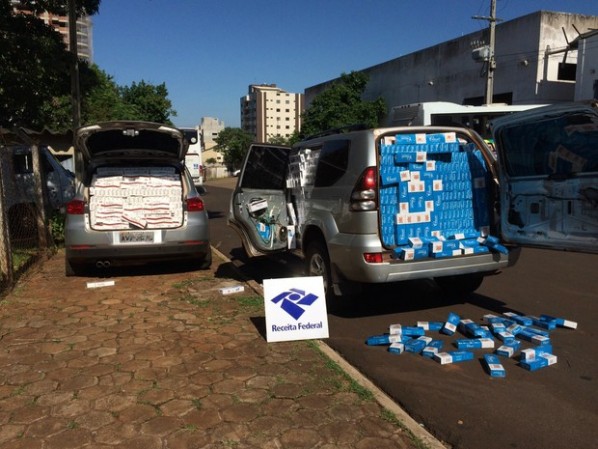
left=228, top=144, right=292, bottom=256
left=493, top=104, right=598, bottom=252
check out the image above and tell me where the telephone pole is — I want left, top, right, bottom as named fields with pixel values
left=473, top=0, right=500, bottom=104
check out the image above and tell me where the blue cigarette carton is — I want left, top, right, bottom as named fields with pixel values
left=484, top=354, right=506, bottom=378
left=503, top=312, right=533, bottom=326
left=539, top=314, right=578, bottom=329
left=422, top=340, right=444, bottom=358
left=495, top=331, right=517, bottom=345
left=366, top=334, right=409, bottom=346
left=520, top=353, right=557, bottom=371
left=520, top=345, right=553, bottom=362
left=454, top=338, right=494, bottom=350
left=389, top=324, right=426, bottom=336
left=495, top=342, right=521, bottom=358
left=433, top=350, right=474, bottom=365
left=527, top=316, right=557, bottom=330
left=388, top=342, right=405, bottom=354
left=442, top=312, right=461, bottom=335
left=518, top=329, right=551, bottom=346
left=417, top=321, right=444, bottom=332
left=405, top=336, right=433, bottom=354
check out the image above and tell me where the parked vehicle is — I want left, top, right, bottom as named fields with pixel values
left=0, top=144, right=75, bottom=236
left=64, top=121, right=211, bottom=276
left=229, top=104, right=597, bottom=297
left=180, top=127, right=204, bottom=186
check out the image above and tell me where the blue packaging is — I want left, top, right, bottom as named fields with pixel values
left=518, top=329, right=551, bottom=346
left=388, top=324, right=426, bottom=336
left=495, top=331, right=517, bottom=345
left=454, top=338, right=494, bottom=349
left=417, top=321, right=444, bottom=332
left=442, top=312, right=461, bottom=335
left=405, top=336, right=433, bottom=354
left=527, top=316, right=557, bottom=330
left=520, top=353, right=557, bottom=371
left=539, top=314, right=578, bottom=329
left=495, top=341, right=521, bottom=358
left=503, top=312, right=533, bottom=326
left=365, top=334, right=408, bottom=346
left=433, top=350, right=474, bottom=365
left=520, top=345, right=553, bottom=362
left=388, top=342, right=405, bottom=354
left=422, top=340, right=444, bottom=358
left=484, top=354, right=506, bottom=378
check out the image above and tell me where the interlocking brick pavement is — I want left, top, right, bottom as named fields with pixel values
left=0, top=249, right=424, bottom=448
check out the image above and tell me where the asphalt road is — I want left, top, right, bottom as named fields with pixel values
left=203, top=177, right=598, bottom=449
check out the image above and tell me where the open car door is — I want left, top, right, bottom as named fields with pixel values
left=228, top=144, right=293, bottom=257
left=492, top=103, right=598, bottom=252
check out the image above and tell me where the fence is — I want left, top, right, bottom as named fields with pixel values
left=0, top=142, right=62, bottom=296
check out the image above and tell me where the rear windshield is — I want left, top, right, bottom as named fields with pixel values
left=498, top=111, right=598, bottom=177
left=85, top=129, right=181, bottom=154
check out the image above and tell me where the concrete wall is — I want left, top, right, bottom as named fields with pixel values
left=575, top=32, right=598, bottom=101
left=305, top=11, right=598, bottom=125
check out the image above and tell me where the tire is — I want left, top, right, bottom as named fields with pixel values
left=198, top=250, right=212, bottom=270
left=434, top=273, right=484, bottom=298
left=304, top=241, right=332, bottom=297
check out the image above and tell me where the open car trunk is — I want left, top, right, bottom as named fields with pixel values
left=88, top=166, right=184, bottom=231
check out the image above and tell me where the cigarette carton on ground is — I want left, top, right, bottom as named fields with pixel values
left=495, top=340, right=521, bottom=357
left=484, top=354, right=506, bottom=377
left=442, top=312, right=460, bottom=335
left=366, top=334, right=410, bottom=346
left=503, top=312, right=533, bottom=326
left=433, top=350, right=474, bottom=365
left=422, top=340, right=444, bottom=358
left=388, top=342, right=405, bottom=354
left=389, top=324, right=426, bottom=336
left=417, top=321, right=444, bottom=332
left=518, top=329, right=551, bottom=346
left=520, top=353, right=557, bottom=371
left=520, top=345, right=553, bottom=362
left=539, top=314, right=578, bottom=329
left=405, top=336, right=433, bottom=354
left=454, top=338, right=494, bottom=350
left=527, top=316, right=557, bottom=330
left=219, top=285, right=245, bottom=295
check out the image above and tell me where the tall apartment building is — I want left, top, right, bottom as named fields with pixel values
left=10, top=0, right=93, bottom=61
left=199, top=117, right=225, bottom=150
left=240, top=84, right=304, bottom=142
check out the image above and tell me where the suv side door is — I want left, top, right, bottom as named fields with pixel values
left=493, top=104, right=598, bottom=252
left=228, top=144, right=292, bottom=256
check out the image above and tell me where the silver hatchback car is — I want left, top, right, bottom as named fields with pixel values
left=65, top=121, right=211, bottom=276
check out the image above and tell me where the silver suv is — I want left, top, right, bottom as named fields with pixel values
left=229, top=105, right=597, bottom=297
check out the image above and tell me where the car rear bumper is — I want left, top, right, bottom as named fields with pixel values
left=327, top=233, right=517, bottom=284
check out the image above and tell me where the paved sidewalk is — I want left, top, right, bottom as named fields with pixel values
left=0, top=249, right=432, bottom=449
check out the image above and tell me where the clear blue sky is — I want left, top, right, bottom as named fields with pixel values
left=92, top=0, right=598, bottom=128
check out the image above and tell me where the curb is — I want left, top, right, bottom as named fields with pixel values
left=210, top=246, right=448, bottom=449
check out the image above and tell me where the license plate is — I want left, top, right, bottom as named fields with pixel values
left=115, top=231, right=157, bottom=244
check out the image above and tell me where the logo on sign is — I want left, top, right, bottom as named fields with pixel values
left=271, top=288, right=319, bottom=320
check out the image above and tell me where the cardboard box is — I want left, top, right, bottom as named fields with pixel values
left=540, top=314, right=578, bottom=329
left=366, top=333, right=409, bottom=346
left=389, top=324, right=426, bottom=336
left=422, top=340, right=444, bottom=358
left=405, top=336, right=433, bottom=354
left=388, top=342, right=405, bottom=354
left=520, top=345, right=553, bottom=362
left=495, top=342, right=521, bottom=358
left=503, top=312, right=533, bottom=326
left=518, top=329, right=551, bottom=346
left=417, top=321, right=444, bottom=332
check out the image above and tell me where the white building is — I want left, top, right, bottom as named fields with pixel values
left=574, top=30, right=598, bottom=102
left=305, top=11, right=598, bottom=124
left=240, top=84, right=304, bottom=142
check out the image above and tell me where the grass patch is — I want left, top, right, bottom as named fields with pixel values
left=234, top=295, right=263, bottom=312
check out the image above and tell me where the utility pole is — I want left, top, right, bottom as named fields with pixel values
left=68, top=0, right=83, bottom=180
left=473, top=0, right=500, bottom=105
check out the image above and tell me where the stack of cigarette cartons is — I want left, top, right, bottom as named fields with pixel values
left=89, top=167, right=183, bottom=230
left=379, top=133, right=505, bottom=260
left=365, top=310, right=577, bottom=377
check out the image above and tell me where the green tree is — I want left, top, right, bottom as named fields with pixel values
left=214, top=127, right=254, bottom=167
left=300, top=71, right=386, bottom=138
left=0, top=0, right=101, bottom=130
left=120, top=81, right=176, bottom=125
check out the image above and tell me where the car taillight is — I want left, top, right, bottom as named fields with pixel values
left=66, top=199, right=85, bottom=215
left=363, top=252, right=384, bottom=264
left=350, top=166, right=377, bottom=211
left=187, top=197, right=205, bottom=212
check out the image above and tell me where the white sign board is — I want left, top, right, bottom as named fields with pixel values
left=263, top=276, right=329, bottom=343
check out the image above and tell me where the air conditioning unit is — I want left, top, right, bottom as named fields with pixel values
left=472, top=46, right=490, bottom=62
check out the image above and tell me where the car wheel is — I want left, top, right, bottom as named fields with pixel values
left=198, top=250, right=212, bottom=270
left=305, top=241, right=332, bottom=296
left=434, top=273, right=484, bottom=298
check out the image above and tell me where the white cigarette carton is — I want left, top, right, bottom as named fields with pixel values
left=442, top=312, right=460, bottom=335
left=388, top=342, right=405, bottom=354
left=219, top=285, right=245, bottom=295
